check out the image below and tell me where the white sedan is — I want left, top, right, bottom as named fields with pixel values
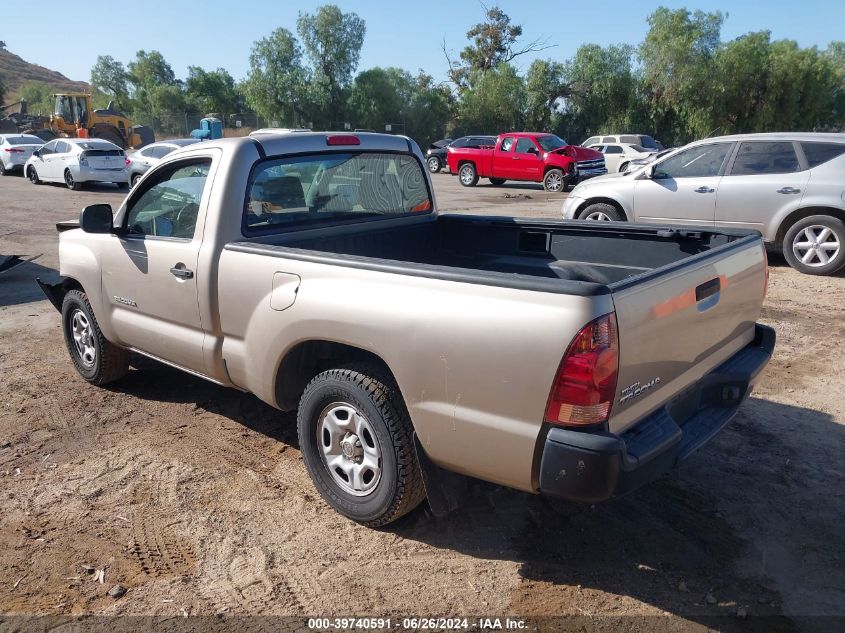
left=586, top=142, right=656, bottom=173
left=25, top=138, right=129, bottom=190
left=1, top=134, right=45, bottom=176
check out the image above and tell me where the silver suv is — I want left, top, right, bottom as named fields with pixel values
left=562, top=133, right=845, bottom=275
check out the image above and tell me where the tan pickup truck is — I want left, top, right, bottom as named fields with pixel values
left=38, top=131, right=775, bottom=526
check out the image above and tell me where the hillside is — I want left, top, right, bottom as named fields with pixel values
left=0, top=46, right=89, bottom=103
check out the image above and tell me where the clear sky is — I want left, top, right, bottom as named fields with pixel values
left=4, top=0, right=844, bottom=85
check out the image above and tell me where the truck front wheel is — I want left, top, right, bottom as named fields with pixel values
left=458, top=163, right=478, bottom=187
left=543, top=169, right=565, bottom=192
left=61, top=290, right=129, bottom=385
left=297, top=365, right=426, bottom=526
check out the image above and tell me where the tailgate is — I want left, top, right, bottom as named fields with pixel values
left=608, top=236, right=767, bottom=434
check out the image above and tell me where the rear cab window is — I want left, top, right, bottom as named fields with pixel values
left=243, top=152, right=432, bottom=235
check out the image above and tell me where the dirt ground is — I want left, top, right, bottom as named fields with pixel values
left=0, top=170, right=843, bottom=632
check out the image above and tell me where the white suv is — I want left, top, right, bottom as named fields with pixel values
left=562, top=133, right=845, bottom=275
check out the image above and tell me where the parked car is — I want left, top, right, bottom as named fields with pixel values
left=25, top=138, right=129, bottom=190
left=426, top=136, right=493, bottom=173
left=585, top=142, right=657, bottom=173
left=582, top=134, right=664, bottom=151
left=128, top=138, right=202, bottom=187
left=621, top=147, right=675, bottom=173
left=39, top=131, right=773, bottom=526
left=447, top=133, right=606, bottom=191
left=0, top=134, right=44, bottom=176
left=563, top=132, right=845, bottom=275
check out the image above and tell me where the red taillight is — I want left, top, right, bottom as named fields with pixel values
left=4, top=148, right=24, bottom=153
left=125, top=158, right=131, bottom=165
left=544, top=313, right=619, bottom=427
left=326, top=135, right=360, bottom=146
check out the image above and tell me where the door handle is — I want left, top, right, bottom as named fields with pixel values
left=170, top=266, right=194, bottom=279
left=777, top=187, right=801, bottom=194
left=694, top=186, right=715, bottom=193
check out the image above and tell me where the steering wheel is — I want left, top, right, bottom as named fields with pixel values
left=174, top=202, right=200, bottom=236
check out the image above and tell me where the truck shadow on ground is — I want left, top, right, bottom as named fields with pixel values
left=107, top=361, right=843, bottom=632
left=0, top=261, right=60, bottom=308
left=394, top=397, right=844, bottom=633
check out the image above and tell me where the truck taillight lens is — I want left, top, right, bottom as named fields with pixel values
left=544, top=313, right=619, bottom=427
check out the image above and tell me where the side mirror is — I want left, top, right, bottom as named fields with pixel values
left=32, top=149, right=40, bottom=158
left=527, top=146, right=539, bottom=155
left=79, top=204, right=114, bottom=234
left=645, top=164, right=657, bottom=179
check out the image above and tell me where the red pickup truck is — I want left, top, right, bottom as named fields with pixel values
left=446, top=132, right=606, bottom=192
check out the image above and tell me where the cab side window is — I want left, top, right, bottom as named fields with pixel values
left=125, top=159, right=211, bottom=239
left=500, top=137, right=515, bottom=152
left=515, top=138, right=537, bottom=154
left=653, top=143, right=733, bottom=179
left=729, top=142, right=800, bottom=175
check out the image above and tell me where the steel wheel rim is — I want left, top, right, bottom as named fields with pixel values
left=792, top=224, right=841, bottom=268
left=428, top=157, right=439, bottom=172
left=70, top=309, right=96, bottom=368
left=546, top=172, right=562, bottom=191
left=585, top=211, right=612, bottom=221
left=459, top=166, right=474, bottom=184
left=317, top=402, right=382, bottom=497
left=65, top=171, right=74, bottom=188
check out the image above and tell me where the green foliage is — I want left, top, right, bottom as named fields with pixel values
left=17, top=81, right=55, bottom=114
left=90, top=55, right=129, bottom=108
left=243, top=27, right=308, bottom=125
left=297, top=4, right=366, bottom=125
left=454, top=64, right=525, bottom=135
left=186, top=66, right=238, bottom=115
left=0, top=75, right=5, bottom=106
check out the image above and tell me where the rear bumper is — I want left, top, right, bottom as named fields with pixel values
left=538, top=323, right=775, bottom=503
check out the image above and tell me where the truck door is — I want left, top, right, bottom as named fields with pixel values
left=514, top=137, right=543, bottom=180
left=494, top=137, right=521, bottom=179
left=633, top=142, right=734, bottom=227
left=99, top=156, right=215, bottom=373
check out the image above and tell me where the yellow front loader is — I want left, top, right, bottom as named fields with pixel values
left=43, top=93, right=154, bottom=149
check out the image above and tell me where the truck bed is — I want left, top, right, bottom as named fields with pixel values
left=231, top=214, right=747, bottom=289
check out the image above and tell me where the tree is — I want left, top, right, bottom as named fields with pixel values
left=444, top=5, right=552, bottom=89
left=454, top=64, right=525, bottom=135
left=243, top=28, right=309, bottom=125
left=128, top=50, right=177, bottom=93
left=90, top=55, right=130, bottom=108
left=186, top=66, right=238, bottom=114
left=17, top=82, right=55, bottom=114
left=297, top=4, right=366, bottom=125
left=348, top=67, right=412, bottom=132
left=524, top=59, right=568, bottom=131
left=405, top=72, right=453, bottom=147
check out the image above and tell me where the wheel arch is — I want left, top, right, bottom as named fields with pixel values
left=576, top=197, right=629, bottom=221
left=775, top=206, right=845, bottom=248
left=37, top=276, right=84, bottom=312
left=275, top=340, right=399, bottom=412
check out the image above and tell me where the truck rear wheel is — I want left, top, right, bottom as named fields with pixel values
left=61, top=290, right=129, bottom=385
left=458, top=163, right=478, bottom=187
left=297, top=365, right=426, bottom=526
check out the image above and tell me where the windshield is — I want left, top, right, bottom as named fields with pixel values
left=244, top=152, right=432, bottom=234
left=5, top=136, right=43, bottom=145
left=629, top=144, right=648, bottom=152
left=536, top=135, right=567, bottom=152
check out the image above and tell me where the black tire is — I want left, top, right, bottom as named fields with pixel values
left=131, top=125, right=155, bottom=149
left=782, top=215, right=845, bottom=276
left=543, top=168, right=565, bottom=192
left=91, top=126, right=125, bottom=149
left=489, top=177, right=506, bottom=186
left=578, top=202, right=624, bottom=222
left=61, top=290, right=129, bottom=385
left=427, top=156, right=441, bottom=173
left=64, top=169, right=82, bottom=191
left=297, top=364, right=426, bottom=527
left=619, top=162, right=629, bottom=173
left=131, top=173, right=142, bottom=187
left=458, top=162, right=478, bottom=187
left=28, top=166, right=41, bottom=185
left=0, top=162, right=7, bottom=176
left=116, top=181, right=129, bottom=190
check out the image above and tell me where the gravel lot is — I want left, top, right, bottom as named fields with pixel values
left=0, top=169, right=843, bottom=632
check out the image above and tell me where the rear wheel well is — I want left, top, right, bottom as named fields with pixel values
left=457, top=160, right=475, bottom=171
left=275, top=340, right=397, bottom=411
left=775, top=207, right=845, bottom=248
left=577, top=198, right=628, bottom=221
